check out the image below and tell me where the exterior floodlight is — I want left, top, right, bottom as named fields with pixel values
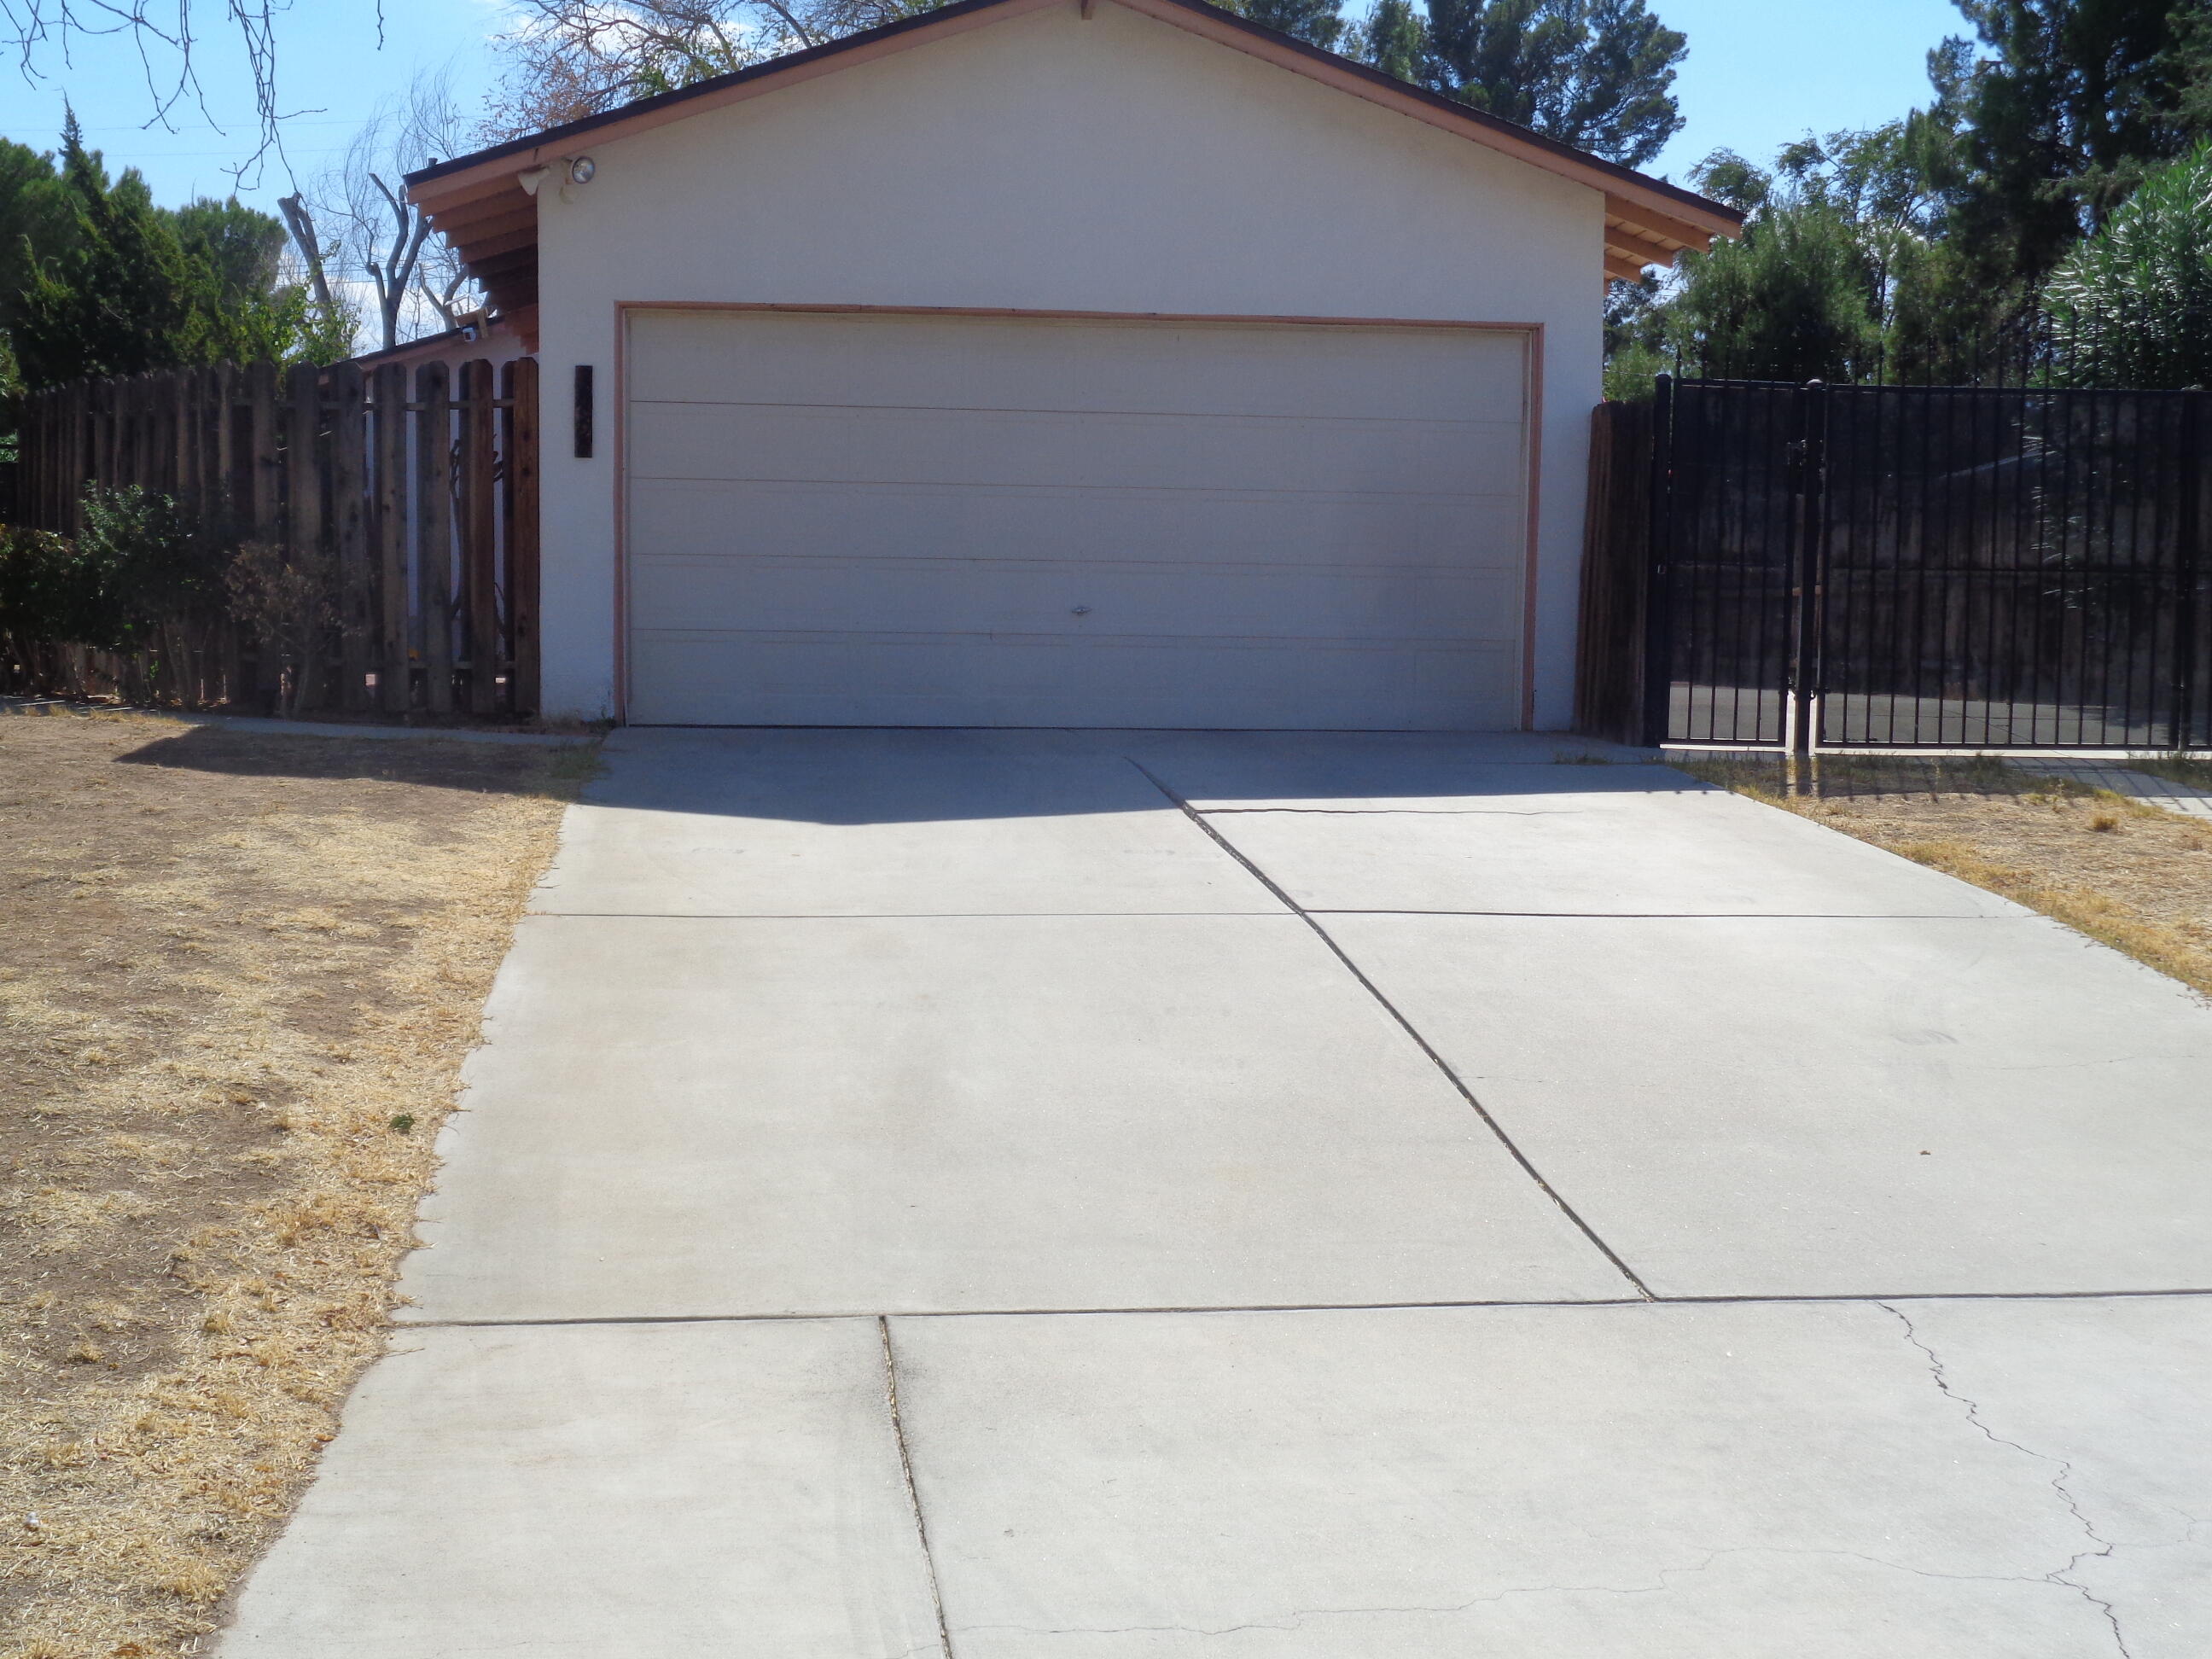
left=568, top=156, right=597, bottom=185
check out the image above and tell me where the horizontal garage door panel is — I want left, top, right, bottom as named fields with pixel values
left=629, top=478, right=1527, bottom=573
left=630, top=403, right=1526, bottom=498
left=625, top=311, right=1529, bottom=729
left=629, top=554, right=1516, bottom=641
left=631, top=634, right=1519, bottom=731
left=629, top=309, right=1528, bottom=421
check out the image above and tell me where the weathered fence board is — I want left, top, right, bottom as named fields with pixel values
left=6, top=354, right=541, bottom=718
left=1573, top=399, right=1654, bottom=743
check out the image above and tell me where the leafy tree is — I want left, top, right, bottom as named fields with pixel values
left=1214, top=0, right=1344, bottom=49
left=1665, top=195, right=1882, bottom=382
left=1615, top=119, right=1999, bottom=387
left=0, top=139, right=69, bottom=341
left=1931, top=0, right=2212, bottom=290
left=2044, top=138, right=2212, bottom=387
left=9, top=116, right=331, bottom=389
left=170, top=195, right=288, bottom=303
left=1391, top=0, right=1686, bottom=166
left=1342, top=0, right=1424, bottom=80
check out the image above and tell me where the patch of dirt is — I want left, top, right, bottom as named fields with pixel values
left=1674, top=753, right=2212, bottom=997
left=0, top=712, right=593, bottom=1659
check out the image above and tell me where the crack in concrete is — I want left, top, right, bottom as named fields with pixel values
left=1879, top=1302, right=2133, bottom=1658
left=958, top=1542, right=2122, bottom=1641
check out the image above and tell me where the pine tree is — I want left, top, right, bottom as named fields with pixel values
left=1933, top=0, right=2212, bottom=291
left=1212, top=0, right=1344, bottom=49
left=12, top=115, right=326, bottom=390
left=1343, top=0, right=1424, bottom=81
left=1348, top=0, right=1685, bottom=167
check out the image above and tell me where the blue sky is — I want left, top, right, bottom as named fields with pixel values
left=8, top=0, right=1970, bottom=212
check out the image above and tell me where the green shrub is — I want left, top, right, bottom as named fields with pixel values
left=0, top=486, right=231, bottom=652
left=2045, top=140, right=2212, bottom=389
left=0, top=523, right=104, bottom=646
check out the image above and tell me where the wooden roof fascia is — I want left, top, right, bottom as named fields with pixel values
left=1603, top=230, right=1679, bottom=275
left=464, top=247, right=540, bottom=282
left=1604, top=220, right=1679, bottom=259
left=1603, top=194, right=1718, bottom=256
left=453, top=223, right=540, bottom=264
left=440, top=212, right=539, bottom=262
left=1603, top=252, right=1650, bottom=283
left=403, top=0, right=1740, bottom=247
left=427, top=195, right=536, bottom=242
left=415, top=169, right=538, bottom=218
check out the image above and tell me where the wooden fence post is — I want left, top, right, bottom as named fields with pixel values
left=415, top=362, right=455, bottom=714
left=503, top=358, right=542, bottom=718
left=244, top=362, right=282, bottom=538
left=329, top=361, right=371, bottom=712
left=245, top=358, right=282, bottom=717
left=372, top=364, right=410, bottom=713
left=284, top=361, right=325, bottom=710
left=167, top=368, right=189, bottom=498
left=460, top=359, right=498, bottom=715
left=67, top=378, right=90, bottom=533
left=1573, top=399, right=1658, bottom=743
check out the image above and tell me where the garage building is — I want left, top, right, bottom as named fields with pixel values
left=405, top=0, right=1735, bottom=729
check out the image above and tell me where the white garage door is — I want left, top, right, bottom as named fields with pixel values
left=623, top=310, right=1531, bottom=728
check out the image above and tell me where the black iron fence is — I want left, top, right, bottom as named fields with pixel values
left=1580, top=375, right=2212, bottom=751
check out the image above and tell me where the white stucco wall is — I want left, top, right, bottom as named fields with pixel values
left=529, top=0, right=1607, bottom=725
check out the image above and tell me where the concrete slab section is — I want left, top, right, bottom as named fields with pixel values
left=1200, top=782, right=2017, bottom=916
left=217, top=1319, right=942, bottom=1658
left=1118, top=728, right=1662, bottom=808
left=534, top=728, right=1278, bottom=917
left=891, top=1301, right=2152, bottom=1657
left=399, top=912, right=1627, bottom=1322
left=1321, top=912, right=2212, bottom=1296
left=1903, top=1295, right=2212, bottom=1659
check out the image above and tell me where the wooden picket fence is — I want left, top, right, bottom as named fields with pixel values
left=8, top=356, right=540, bottom=716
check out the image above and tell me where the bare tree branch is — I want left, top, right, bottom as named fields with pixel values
left=0, top=0, right=294, bottom=186
left=295, top=67, right=484, bottom=352
left=481, top=0, right=936, bottom=141
left=275, top=192, right=333, bottom=312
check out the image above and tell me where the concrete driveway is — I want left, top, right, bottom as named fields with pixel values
left=221, top=730, right=2212, bottom=1657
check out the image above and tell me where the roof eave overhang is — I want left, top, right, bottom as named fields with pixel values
left=406, top=0, right=1739, bottom=300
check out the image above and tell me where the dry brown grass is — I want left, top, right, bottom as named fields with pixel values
left=1674, top=753, right=2212, bottom=997
left=0, top=711, right=593, bottom=1659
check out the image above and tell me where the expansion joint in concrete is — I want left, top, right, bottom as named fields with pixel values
left=1122, top=754, right=1657, bottom=1303
left=395, top=1285, right=2212, bottom=1331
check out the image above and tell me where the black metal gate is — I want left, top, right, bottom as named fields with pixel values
left=1645, top=375, right=2212, bottom=750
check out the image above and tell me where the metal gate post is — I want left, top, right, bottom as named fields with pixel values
left=1639, top=373, right=1676, bottom=748
left=2175, top=391, right=2204, bottom=750
left=1788, top=380, right=1831, bottom=757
